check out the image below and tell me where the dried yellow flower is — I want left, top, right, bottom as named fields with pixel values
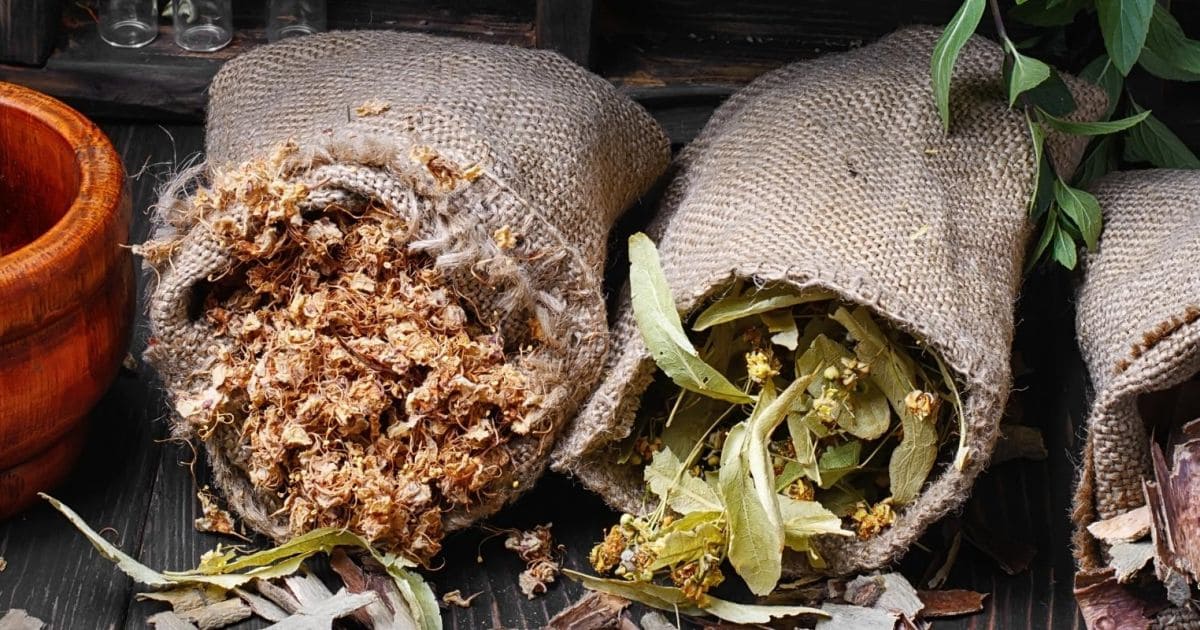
left=904, top=390, right=938, bottom=420
left=493, top=225, right=518, bottom=250
left=851, top=498, right=896, bottom=540
left=354, top=98, right=391, bottom=117
left=745, top=350, right=779, bottom=383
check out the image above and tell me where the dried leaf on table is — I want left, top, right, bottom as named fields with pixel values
left=0, top=610, right=45, bottom=630
left=915, top=589, right=987, bottom=617
left=1073, top=567, right=1150, bottom=630
left=1087, top=505, right=1151, bottom=544
left=547, top=590, right=631, bottom=630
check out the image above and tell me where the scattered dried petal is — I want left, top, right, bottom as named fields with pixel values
left=440, top=590, right=481, bottom=608
left=194, top=487, right=239, bottom=537
left=504, top=524, right=562, bottom=598
left=354, top=98, right=391, bottom=117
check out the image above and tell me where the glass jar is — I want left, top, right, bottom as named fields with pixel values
left=99, top=0, right=158, bottom=48
left=172, top=0, right=232, bottom=52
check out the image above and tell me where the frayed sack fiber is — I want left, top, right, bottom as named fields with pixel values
left=553, top=27, right=1104, bottom=576
left=141, top=31, right=668, bottom=559
left=1072, top=170, right=1200, bottom=568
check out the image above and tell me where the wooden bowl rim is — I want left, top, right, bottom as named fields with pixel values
left=0, top=82, right=126, bottom=330
left=0, top=80, right=124, bottom=272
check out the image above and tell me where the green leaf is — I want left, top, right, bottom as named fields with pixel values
left=1080, top=55, right=1124, bottom=119
left=1096, top=0, right=1155, bottom=75
left=628, top=233, right=753, bottom=404
left=1021, top=70, right=1078, bottom=117
left=785, top=412, right=822, bottom=485
left=645, top=511, right=725, bottom=571
left=1009, top=0, right=1087, bottom=27
left=816, top=440, right=862, bottom=489
left=1074, top=136, right=1120, bottom=188
left=719, top=423, right=783, bottom=596
left=645, top=447, right=723, bottom=514
left=761, top=311, right=799, bottom=351
left=1027, top=117, right=1046, bottom=211
left=1054, top=180, right=1102, bottom=251
left=931, top=0, right=987, bottom=130
left=839, top=379, right=891, bottom=441
left=1051, top=224, right=1079, bottom=270
left=693, top=286, right=831, bottom=331
left=1124, top=102, right=1200, bottom=168
left=1027, top=207, right=1057, bottom=271
left=564, top=571, right=827, bottom=624
left=1005, top=41, right=1052, bottom=106
left=1140, top=5, right=1200, bottom=81
left=1039, top=109, right=1150, bottom=136
left=888, top=411, right=940, bottom=505
left=779, top=496, right=852, bottom=551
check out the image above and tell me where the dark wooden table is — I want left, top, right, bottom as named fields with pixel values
left=0, top=121, right=1089, bottom=629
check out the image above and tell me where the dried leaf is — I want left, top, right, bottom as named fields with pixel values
left=817, top=440, right=861, bottom=489
left=779, top=496, right=852, bottom=551
left=644, top=448, right=722, bottom=514
left=628, top=234, right=752, bottom=404
left=762, top=310, right=800, bottom=351
left=693, top=286, right=832, bottom=331
left=916, top=589, right=987, bottom=617
left=564, top=570, right=826, bottom=624
left=547, top=591, right=631, bottom=630
left=645, top=511, right=725, bottom=571
left=1073, top=568, right=1150, bottom=630
left=1087, top=505, right=1151, bottom=543
left=42, top=494, right=440, bottom=630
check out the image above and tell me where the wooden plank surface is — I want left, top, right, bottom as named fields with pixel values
left=0, top=118, right=1092, bottom=629
left=0, top=0, right=61, bottom=66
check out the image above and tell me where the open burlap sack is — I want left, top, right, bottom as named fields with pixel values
left=1072, top=170, right=1200, bottom=568
left=552, top=26, right=1105, bottom=576
left=142, top=31, right=669, bottom=546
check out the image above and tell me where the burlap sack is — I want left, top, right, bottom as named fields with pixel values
left=552, top=27, right=1105, bottom=576
left=142, top=31, right=669, bottom=541
left=1072, top=169, right=1200, bottom=568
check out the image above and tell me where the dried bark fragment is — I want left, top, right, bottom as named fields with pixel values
left=328, top=548, right=413, bottom=628
left=268, top=589, right=378, bottom=629
left=1088, top=505, right=1152, bottom=544
left=874, top=573, right=923, bottom=621
left=1108, top=541, right=1154, bottom=584
left=547, top=590, right=631, bottom=630
left=1073, top=567, right=1151, bottom=630
left=0, top=610, right=45, bottom=630
left=145, top=612, right=197, bottom=630
left=816, top=602, right=898, bottom=629
left=0, top=557, right=6, bottom=573
left=1144, top=424, right=1200, bottom=585
left=915, top=589, right=986, bottom=617
left=842, top=575, right=884, bottom=607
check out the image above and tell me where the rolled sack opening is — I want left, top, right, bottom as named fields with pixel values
left=140, top=136, right=605, bottom=565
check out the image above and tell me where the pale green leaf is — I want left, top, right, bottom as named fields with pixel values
left=1005, top=41, right=1052, bottom=106
left=1124, top=102, right=1200, bottom=168
left=839, top=379, right=891, bottom=441
left=931, top=0, right=987, bottom=130
left=1039, top=109, right=1150, bottom=136
left=646, top=511, right=725, bottom=571
left=645, top=447, right=723, bottom=514
left=779, top=496, right=853, bottom=551
left=1096, top=0, right=1155, bottom=75
left=564, top=571, right=826, bottom=624
left=762, top=311, right=799, bottom=350
left=720, top=424, right=782, bottom=596
left=1054, top=180, right=1102, bottom=251
left=693, top=286, right=832, bottom=331
left=628, top=233, right=753, bottom=404
left=785, top=413, right=822, bottom=485
left=887, top=412, right=939, bottom=505
left=817, top=440, right=862, bottom=490
left=1051, top=224, right=1078, bottom=270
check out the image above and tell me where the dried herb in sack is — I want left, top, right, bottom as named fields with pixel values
left=572, top=234, right=960, bottom=619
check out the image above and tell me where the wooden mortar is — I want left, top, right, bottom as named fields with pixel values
left=0, top=81, right=132, bottom=518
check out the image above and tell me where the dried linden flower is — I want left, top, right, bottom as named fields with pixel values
left=493, top=225, right=518, bottom=250
left=851, top=498, right=896, bottom=540
left=904, top=390, right=938, bottom=420
left=745, top=350, right=779, bottom=383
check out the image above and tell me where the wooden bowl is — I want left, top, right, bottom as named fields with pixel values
left=0, top=82, right=132, bottom=519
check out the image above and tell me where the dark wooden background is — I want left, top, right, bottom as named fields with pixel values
left=1, top=1, right=1198, bottom=628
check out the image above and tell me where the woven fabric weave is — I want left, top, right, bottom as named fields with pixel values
left=142, top=31, right=669, bottom=541
left=552, top=27, right=1104, bottom=576
left=1072, top=170, right=1200, bottom=567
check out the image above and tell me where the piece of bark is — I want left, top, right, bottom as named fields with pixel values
left=915, top=590, right=986, bottom=617
left=329, top=548, right=415, bottom=628
left=283, top=572, right=334, bottom=607
left=842, top=575, right=884, bottom=607
left=1144, top=432, right=1200, bottom=585
left=876, top=573, right=923, bottom=621
left=178, top=598, right=253, bottom=629
left=641, top=611, right=675, bottom=630
left=233, top=588, right=289, bottom=622
left=0, top=610, right=45, bottom=630
left=1073, top=567, right=1150, bottom=630
left=1108, top=541, right=1154, bottom=584
left=1087, top=505, right=1152, bottom=544
left=991, top=424, right=1048, bottom=464
left=145, top=612, right=199, bottom=630
left=266, top=589, right=378, bottom=630
left=547, top=590, right=631, bottom=630
left=252, top=579, right=303, bottom=614
left=136, top=586, right=227, bottom=613
left=816, top=603, right=898, bottom=629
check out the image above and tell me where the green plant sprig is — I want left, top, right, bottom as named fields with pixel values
left=933, top=0, right=1200, bottom=270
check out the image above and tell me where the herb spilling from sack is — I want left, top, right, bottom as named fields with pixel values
left=570, top=234, right=964, bottom=623
left=165, top=145, right=534, bottom=565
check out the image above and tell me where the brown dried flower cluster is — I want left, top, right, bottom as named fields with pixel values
left=504, top=524, right=562, bottom=598
left=174, top=146, right=533, bottom=564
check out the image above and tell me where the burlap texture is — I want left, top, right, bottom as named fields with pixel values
left=552, top=27, right=1105, bottom=576
left=1072, top=170, right=1200, bottom=568
left=142, top=31, right=669, bottom=541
